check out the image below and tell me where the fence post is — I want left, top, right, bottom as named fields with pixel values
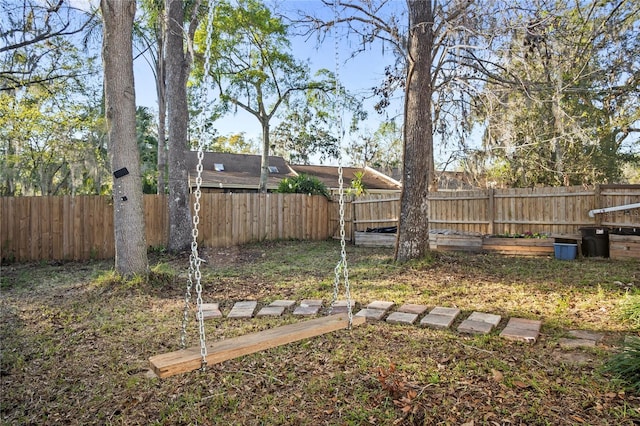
left=488, top=188, right=495, bottom=235
left=594, top=184, right=602, bottom=227
left=350, top=194, right=356, bottom=243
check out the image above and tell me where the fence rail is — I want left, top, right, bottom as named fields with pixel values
left=2, top=185, right=639, bottom=262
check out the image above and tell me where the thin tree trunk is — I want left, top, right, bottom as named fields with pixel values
left=395, top=0, right=434, bottom=262
left=156, top=28, right=167, bottom=194
left=100, top=0, right=148, bottom=276
left=259, top=119, right=270, bottom=193
left=165, top=0, right=193, bottom=252
left=551, top=64, right=567, bottom=186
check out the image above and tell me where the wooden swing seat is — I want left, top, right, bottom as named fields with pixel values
left=149, top=314, right=365, bottom=378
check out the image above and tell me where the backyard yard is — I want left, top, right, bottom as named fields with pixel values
left=1, top=240, right=639, bottom=425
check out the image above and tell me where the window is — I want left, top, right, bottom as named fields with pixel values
left=268, top=166, right=279, bottom=173
left=214, top=163, right=224, bottom=171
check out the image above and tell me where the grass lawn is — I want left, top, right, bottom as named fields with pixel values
left=1, top=240, right=639, bottom=425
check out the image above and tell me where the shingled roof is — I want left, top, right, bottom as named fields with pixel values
left=185, top=151, right=296, bottom=191
left=186, top=151, right=402, bottom=193
left=290, top=165, right=401, bottom=192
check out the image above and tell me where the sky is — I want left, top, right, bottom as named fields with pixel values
left=132, top=0, right=407, bottom=165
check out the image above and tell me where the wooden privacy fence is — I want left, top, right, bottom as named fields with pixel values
left=3, top=185, right=639, bottom=262
left=351, top=185, right=640, bottom=236
left=1, top=193, right=330, bottom=262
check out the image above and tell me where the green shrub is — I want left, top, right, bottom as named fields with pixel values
left=603, top=336, right=640, bottom=393
left=276, top=174, right=330, bottom=197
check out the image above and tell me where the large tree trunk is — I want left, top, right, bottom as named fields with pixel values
left=100, top=0, right=148, bottom=276
left=165, top=0, right=194, bottom=252
left=395, top=0, right=434, bottom=262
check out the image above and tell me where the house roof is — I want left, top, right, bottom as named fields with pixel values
left=290, top=165, right=401, bottom=191
left=185, top=151, right=402, bottom=192
left=185, top=151, right=296, bottom=190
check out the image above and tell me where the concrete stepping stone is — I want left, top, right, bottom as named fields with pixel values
left=367, top=300, right=395, bottom=311
left=256, top=299, right=297, bottom=317
left=568, top=330, right=604, bottom=343
left=559, top=338, right=596, bottom=349
left=355, top=308, right=387, bottom=321
left=420, top=307, right=460, bottom=329
left=329, top=300, right=355, bottom=314
left=268, top=300, right=297, bottom=308
left=293, top=299, right=323, bottom=316
left=201, top=303, right=223, bottom=320
left=397, top=304, right=429, bottom=315
left=458, top=311, right=501, bottom=335
left=500, top=318, right=542, bottom=343
left=386, top=311, right=419, bottom=325
left=227, top=301, right=258, bottom=319
left=256, top=305, right=286, bottom=317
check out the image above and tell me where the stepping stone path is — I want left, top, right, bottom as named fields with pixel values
left=500, top=318, right=542, bottom=343
left=421, top=307, right=460, bottom=329
left=215, top=300, right=548, bottom=344
left=329, top=300, right=354, bottom=315
left=458, top=312, right=501, bottom=335
left=256, top=300, right=296, bottom=317
left=293, top=299, right=323, bottom=316
left=201, top=303, right=223, bottom=320
left=386, top=304, right=428, bottom=325
left=356, top=301, right=395, bottom=321
left=227, top=301, right=257, bottom=318
left=558, top=330, right=604, bottom=348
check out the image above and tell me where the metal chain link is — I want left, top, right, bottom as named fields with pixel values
left=329, top=0, right=353, bottom=327
left=180, top=0, right=217, bottom=371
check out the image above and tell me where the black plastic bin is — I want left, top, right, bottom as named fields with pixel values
left=579, top=227, right=609, bottom=258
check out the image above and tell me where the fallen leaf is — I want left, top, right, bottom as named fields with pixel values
left=512, top=380, right=529, bottom=389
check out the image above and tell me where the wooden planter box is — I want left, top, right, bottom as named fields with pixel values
left=482, top=237, right=555, bottom=256
left=354, top=231, right=396, bottom=248
left=609, top=234, right=640, bottom=260
left=428, top=234, right=483, bottom=252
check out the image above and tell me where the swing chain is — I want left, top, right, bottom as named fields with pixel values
left=329, top=0, right=353, bottom=326
left=180, top=0, right=217, bottom=370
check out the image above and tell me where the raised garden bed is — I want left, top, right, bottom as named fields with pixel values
left=428, top=233, right=483, bottom=252
left=609, top=234, right=640, bottom=260
left=354, top=231, right=396, bottom=247
left=482, top=236, right=555, bottom=256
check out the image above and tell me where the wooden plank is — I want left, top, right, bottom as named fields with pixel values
left=355, top=231, right=396, bottom=247
left=149, top=314, right=366, bottom=378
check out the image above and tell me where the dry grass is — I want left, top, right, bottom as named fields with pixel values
left=1, top=240, right=639, bottom=425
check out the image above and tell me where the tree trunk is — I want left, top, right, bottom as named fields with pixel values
left=395, top=0, right=434, bottom=262
left=100, top=0, right=148, bottom=276
left=156, top=27, right=168, bottom=195
left=259, top=118, right=270, bottom=193
left=551, top=61, right=567, bottom=186
left=165, top=0, right=194, bottom=252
